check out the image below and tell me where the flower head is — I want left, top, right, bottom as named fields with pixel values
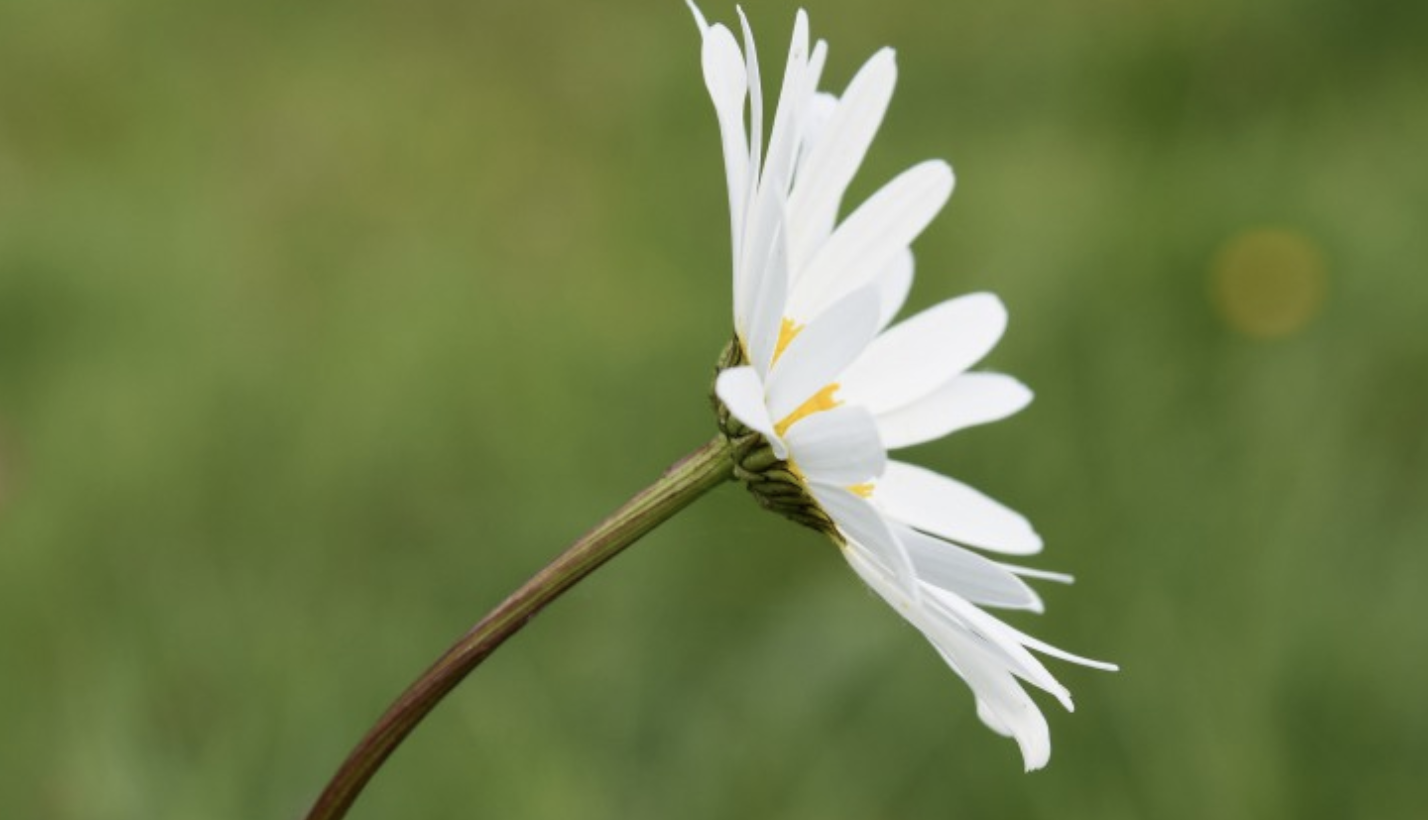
left=689, top=3, right=1115, bottom=770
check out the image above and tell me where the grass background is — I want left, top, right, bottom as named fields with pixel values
left=2, top=1, right=1425, bottom=818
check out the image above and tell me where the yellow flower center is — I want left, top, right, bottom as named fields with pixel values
left=771, top=317, right=845, bottom=442
left=771, top=316, right=843, bottom=437
left=750, top=315, right=876, bottom=503
left=775, top=383, right=841, bottom=438
left=772, top=317, right=804, bottom=365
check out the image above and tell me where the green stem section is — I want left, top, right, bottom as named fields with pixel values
left=303, top=437, right=734, bottom=820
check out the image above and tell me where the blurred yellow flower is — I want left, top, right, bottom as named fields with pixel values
left=1210, top=228, right=1328, bottom=339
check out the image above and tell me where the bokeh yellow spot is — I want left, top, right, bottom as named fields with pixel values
left=1210, top=228, right=1328, bottom=339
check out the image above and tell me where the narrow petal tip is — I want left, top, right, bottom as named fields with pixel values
left=685, top=0, right=709, bottom=31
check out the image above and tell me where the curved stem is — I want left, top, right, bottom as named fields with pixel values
left=303, top=437, right=734, bottom=820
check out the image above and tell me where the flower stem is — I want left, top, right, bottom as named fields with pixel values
left=303, top=436, right=734, bottom=820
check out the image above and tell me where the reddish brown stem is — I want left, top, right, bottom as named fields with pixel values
left=303, top=437, right=733, bottom=820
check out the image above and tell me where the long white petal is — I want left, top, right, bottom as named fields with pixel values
left=874, top=249, right=915, bottom=332
left=783, top=404, right=886, bottom=486
left=759, top=9, right=810, bottom=201
left=922, top=588, right=1074, bottom=709
left=843, top=535, right=1058, bottom=769
left=815, top=485, right=916, bottom=596
left=898, top=525, right=1042, bottom=612
left=804, top=39, right=829, bottom=113
left=737, top=8, right=763, bottom=207
left=735, top=24, right=806, bottom=340
left=690, top=16, right=750, bottom=263
left=797, top=90, right=838, bottom=173
left=934, top=643, right=1052, bottom=772
left=790, top=160, right=954, bottom=322
left=976, top=697, right=1014, bottom=737
left=876, top=372, right=1032, bottom=449
left=791, top=35, right=830, bottom=185
left=874, top=460, right=1042, bottom=555
left=1001, top=564, right=1075, bottom=585
left=745, top=213, right=790, bottom=376
left=839, top=291, right=1006, bottom=417
left=944, top=594, right=1120, bottom=673
left=842, top=520, right=1068, bottom=771
left=765, top=286, right=881, bottom=422
left=684, top=0, right=709, bottom=30
left=786, top=48, right=897, bottom=273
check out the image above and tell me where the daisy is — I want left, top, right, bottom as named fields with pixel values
left=689, top=3, right=1115, bottom=770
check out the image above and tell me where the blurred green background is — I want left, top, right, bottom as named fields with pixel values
left=2, top=0, right=1425, bottom=818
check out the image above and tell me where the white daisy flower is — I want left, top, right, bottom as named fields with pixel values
left=689, top=3, right=1116, bottom=770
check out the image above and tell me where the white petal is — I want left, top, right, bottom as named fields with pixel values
left=976, top=697, right=1014, bottom=737
left=684, top=0, right=709, bottom=29
left=928, top=583, right=1118, bottom=710
left=839, top=292, right=1007, bottom=417
left=849, top=535, right=1084, bottom=772
left=876, top=372, right=1032, bottom=449
left=840, top=541, right=910, bottom=612
left=844, top=531, right=1066, bottom=712
left=735, top=17, right=809, bottom=342
left=874, top=249, right=914, bottom=331
left=1016, top=635, right=1118, bottom=673
left=714, top=366, right=786, bottom=459
left=745, top=212, right=790, bottom=376
left=786, top=48, right=897, bottom=273
left=937, top=644, right=1052, bottom=772
left=920, top=615, right=1055, bottom=771
left=810, top=483, right=915, bottom=595
left=874, top=460, right=1042, bottom=555
left=804, top=40, right=829, bottom=109
left=783, top=404, right=885, bottom=486
left=737, top=8, right=763, bottom=199
left=923, top=587, right=1074, bottom=709
left=790, top=160, right=954, bottom=321
left=791, top=35, right=829, bottom=183
left=765, top=285, right=881, bottom=422
left=758, top=9, right=810, bottom=201
left=1001, top=564, right=1075, bottom=585
left=898, top=525, right=1042, bottom=612
left=942, top=595, right=1120, bottom=674
left=692, top=18, right=751, bottom=263
left=797, top=90, right=838, bottom=172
